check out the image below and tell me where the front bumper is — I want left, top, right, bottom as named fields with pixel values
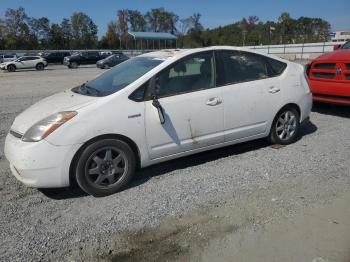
left=4, top=133, right=82, bottom=188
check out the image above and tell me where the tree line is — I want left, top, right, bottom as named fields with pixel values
left=0, top=7, right=331, bottom=50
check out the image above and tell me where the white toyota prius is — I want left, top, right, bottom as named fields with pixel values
left=4, top=47, right=312, bottom=196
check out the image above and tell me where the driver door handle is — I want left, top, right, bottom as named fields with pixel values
left=268, top=86, right=280, bottom=94
left=206, top=97, right=222, bottom=106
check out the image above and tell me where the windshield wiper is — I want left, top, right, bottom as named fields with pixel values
left=78, top=83, right=101, bottom=96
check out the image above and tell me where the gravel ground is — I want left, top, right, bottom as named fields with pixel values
left=0, top=65, right=350, bottom=261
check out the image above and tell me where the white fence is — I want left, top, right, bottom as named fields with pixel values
left=0, top=41, right=345, bottom=60
left=246, top=41, right=345, bottom=60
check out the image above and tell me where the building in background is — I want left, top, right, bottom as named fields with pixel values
left=330, top=30, right=350, bottom=42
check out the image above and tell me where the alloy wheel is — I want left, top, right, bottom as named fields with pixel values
left=84, top=147, right=128, bottom=188
left=275, top=110, right=297, bottom=141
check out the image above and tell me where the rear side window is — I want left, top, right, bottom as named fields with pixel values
left=216, top=51, right=269, bottom=86
left=266, top=57, right=287, bottom=77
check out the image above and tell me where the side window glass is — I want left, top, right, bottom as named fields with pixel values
left=266, top=58, right=287, bottom=77
left=216, top=51, right=268, bottom=86
left=155, top=52, right=214, bottom=97
left=129, top=81, right=148, bottom=102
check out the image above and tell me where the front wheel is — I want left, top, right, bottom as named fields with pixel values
left=75, top=139, right=136, bottom=197
left=269, top=107, right=300, bottom=145
left=7, top=65, right=16, bottom=72
left=69, top=62, right=78, bottom=69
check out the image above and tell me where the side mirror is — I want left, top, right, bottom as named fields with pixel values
left=333, top=44, right=341, bottom=51
left=152, top=96, right=165, bottom=125
left=148, top=77, right=165, bottom=125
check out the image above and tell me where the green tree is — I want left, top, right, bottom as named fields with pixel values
left=3, top=7, right=31, bottom=49
left=127, top=10, right=146, bottom=31
left=60, top=18, right=72, bottom=49
left=70, top=12, right=98, bottom=48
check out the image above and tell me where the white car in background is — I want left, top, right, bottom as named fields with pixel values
left=0, top=56, right=48, bottom=72
left=0, top=54, right=18, bottom=63
left=4, top=47, right=312, bottom=196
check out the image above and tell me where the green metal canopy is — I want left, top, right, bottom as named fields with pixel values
left=128, top=32, right=177, bottom=41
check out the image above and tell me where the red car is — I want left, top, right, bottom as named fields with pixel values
left=307, top=48, right=350, bottom=105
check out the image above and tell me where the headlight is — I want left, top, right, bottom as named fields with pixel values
left=22, top=111, right=77, bottom=142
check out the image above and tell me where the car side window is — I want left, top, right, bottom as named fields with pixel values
left=216, top=51, right=269, bottom=86
left=129, top=81, right=149, bottom=102
left=155, top=52, right=215, bottom=98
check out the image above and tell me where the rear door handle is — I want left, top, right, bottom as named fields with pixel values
left=206, top=97, right=222, bottom=106
left=268, top=86, right=280, bottom=94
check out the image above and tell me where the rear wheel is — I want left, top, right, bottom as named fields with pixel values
left=269, top=107, right=300, bottom=145
left=36, top=63, right=44, bottom=71
left=7, top=64, right=16, bottom=72
left=75, top=139, right=136, bottom=197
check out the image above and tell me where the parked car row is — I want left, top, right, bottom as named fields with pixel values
left=63, top=51, right=129, bottom=69
left=0, top=51, right=129, bottom=72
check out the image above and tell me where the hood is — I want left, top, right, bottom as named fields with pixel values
left=11, top=89, right=97, bottom=134
left=313, top=49, right=350, bottom=62
left=1, top=61, right=14, bottom=66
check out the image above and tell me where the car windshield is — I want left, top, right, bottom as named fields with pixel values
left=341, top=41, right=350, bottom=49
left=72, top=56, right=164, bottom=96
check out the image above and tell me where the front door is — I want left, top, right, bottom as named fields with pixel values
left=145, top=51, right=224, bottom=160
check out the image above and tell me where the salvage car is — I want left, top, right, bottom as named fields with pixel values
left=0, top=56, right=48, bottom=72
left=4, top=47, right=312, bottom=196
left=307, top=49, right=350, bottom=105
left=96, top=53, right=129, bottom=69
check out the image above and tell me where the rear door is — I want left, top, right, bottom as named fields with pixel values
left=215, top=50, right=283, bottom=141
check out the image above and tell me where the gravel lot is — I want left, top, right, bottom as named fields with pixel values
left=1, top=65, right=350, bottom=261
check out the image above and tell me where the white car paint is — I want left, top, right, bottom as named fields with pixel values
left=0, top=56, right=47, bottom=71
left=4, top=46, right=312, bottom=188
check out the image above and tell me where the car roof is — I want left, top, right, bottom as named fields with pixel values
left=139, top=46, right=287, bottom=62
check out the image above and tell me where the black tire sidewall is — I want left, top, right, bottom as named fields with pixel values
left=75, top=139, right=136, bottom=197
left=7, top=65, right=15, bottom=72
left=269, top=107, right=300, bottom=145
left=36, top=63, right=44, bottom=70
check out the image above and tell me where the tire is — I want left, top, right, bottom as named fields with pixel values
left=269, top=107, right=300, bottom=145
left=70, top=62, right=78, bottom=69
left=36, top=63, right=44, bottom=71
left=103, top=64, right=110, bottom=69
left=75, top=139, right=136, bottom=197
left=7, top=64, right=16, bottom=72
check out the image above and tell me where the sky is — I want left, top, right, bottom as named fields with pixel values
left=0, top=0, right=349, bottom=37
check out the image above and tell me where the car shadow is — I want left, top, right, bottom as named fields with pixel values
left=312, top=102, right=350, bottom=118
left=39, top=120, right=317, bottom=200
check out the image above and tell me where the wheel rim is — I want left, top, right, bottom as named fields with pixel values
left=84, top=146, right=128, bottom=188
left=275, top=110, right=297, bottom=141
